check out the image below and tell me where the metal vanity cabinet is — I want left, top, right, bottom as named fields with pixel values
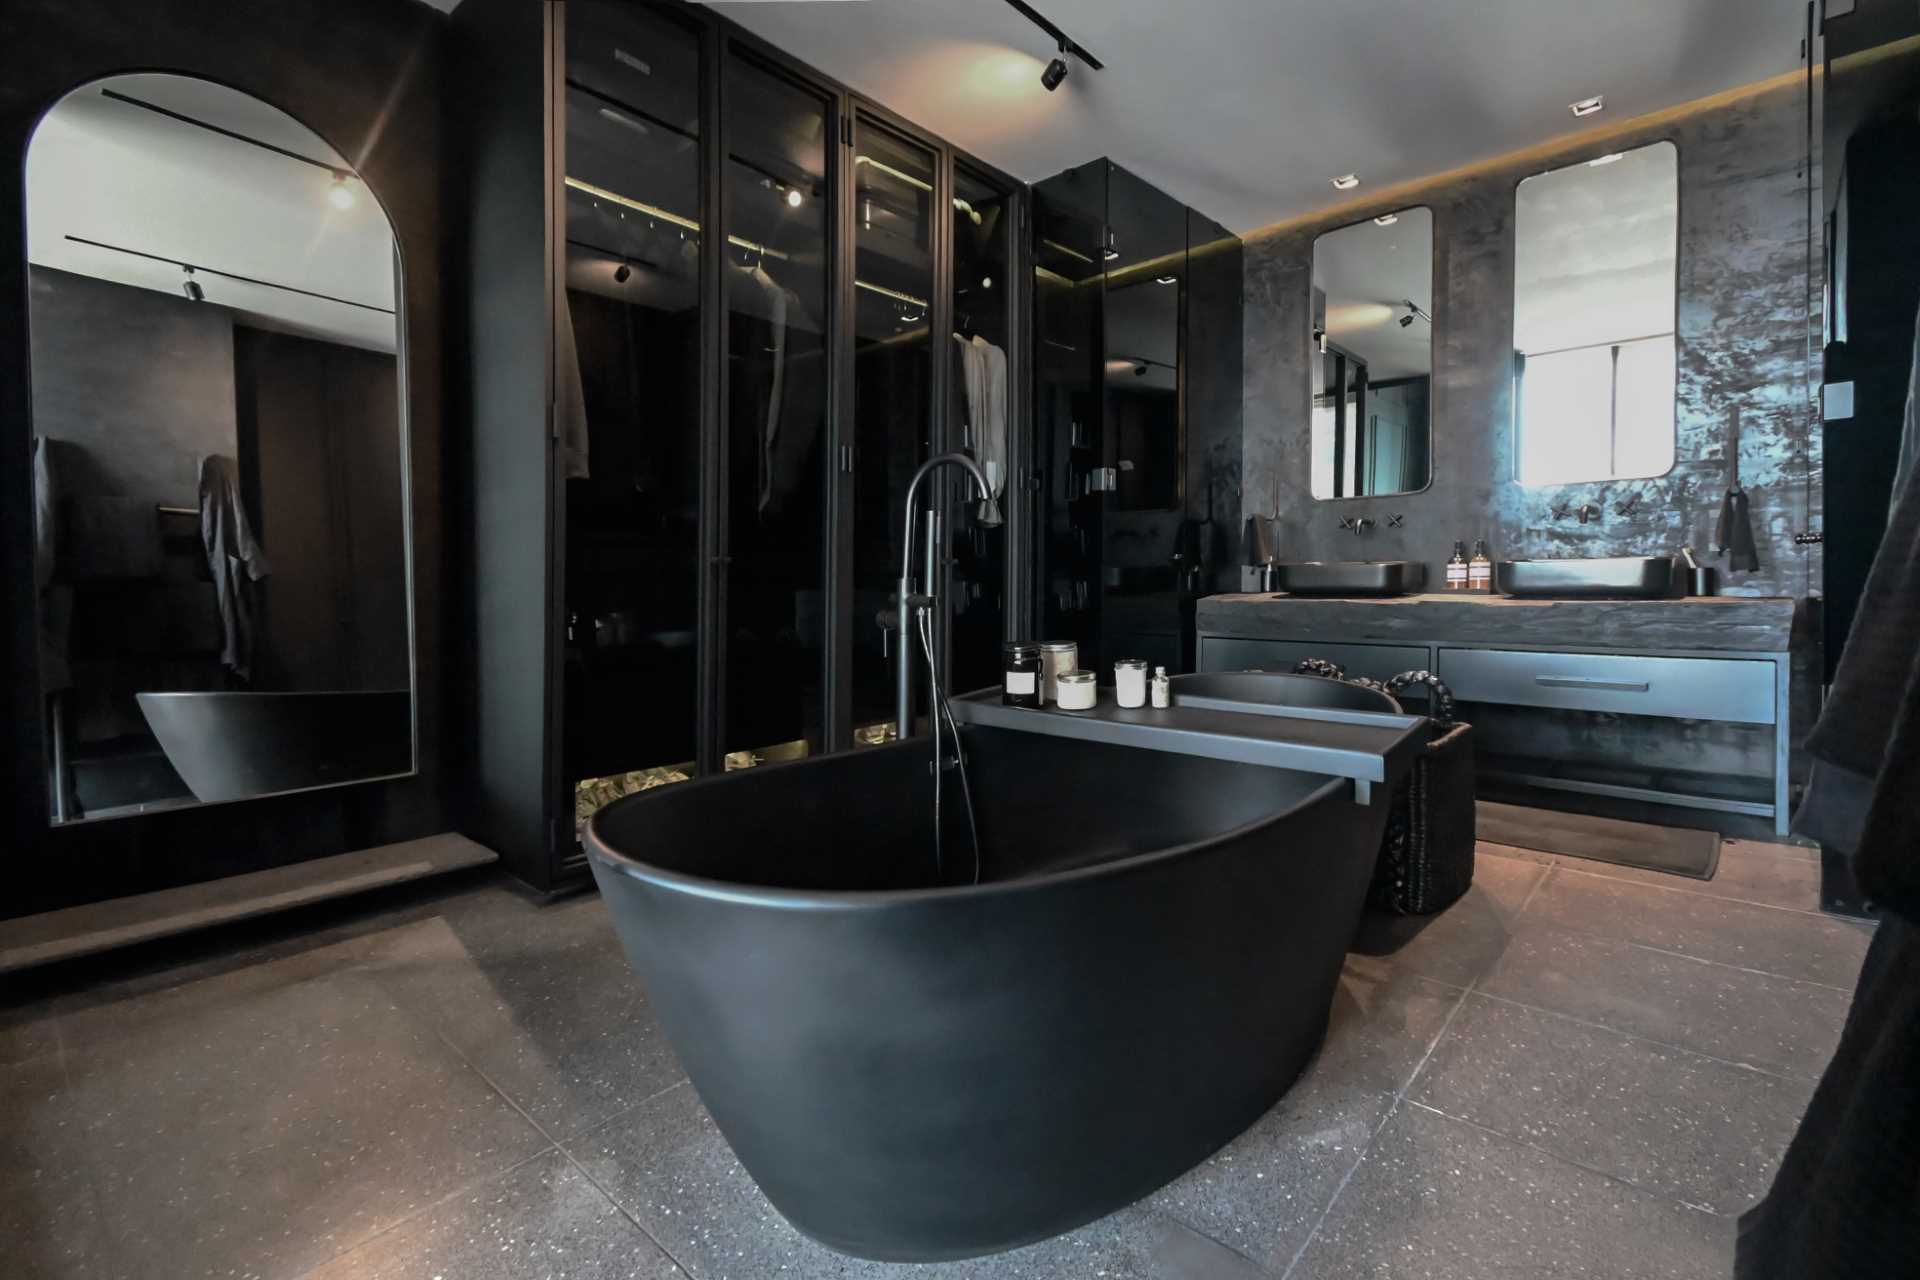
left=1198, top=637, right=1430, bottom=688
left=1193, top=595, right=1800, bottom=835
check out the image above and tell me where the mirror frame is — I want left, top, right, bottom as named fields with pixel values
left=23, top=71, right=419, bottom=826
left=1307, top=204, right=1436, bottom=503
left=1509, top=137, right=1682, bottom=489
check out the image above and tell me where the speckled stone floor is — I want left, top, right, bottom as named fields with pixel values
left=1, top=838, right=1872, bottom=1279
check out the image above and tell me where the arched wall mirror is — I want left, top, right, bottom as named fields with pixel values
left=25, top=72, right=414, bottom=825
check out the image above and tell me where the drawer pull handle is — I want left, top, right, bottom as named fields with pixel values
left=1534, top=676, right=1650, bottom=692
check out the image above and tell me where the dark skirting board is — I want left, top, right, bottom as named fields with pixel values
left=1478, top=800, right=1721, bottom=879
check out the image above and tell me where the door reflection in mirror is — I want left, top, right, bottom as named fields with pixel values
left=1513, top=140, right=1678, bottom=487
left=25, top=73, right=412, bottom=824
left=1310, top=207, right=1433, bottom=499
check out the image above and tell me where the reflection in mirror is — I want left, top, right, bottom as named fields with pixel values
left=1513, top=140, right=1677, bottom=486
left=1310, top=208, right=1433, bottom=498
left=25, top=74, right=411, bottom=824
left=1105, top=272, right=1181, bottom=510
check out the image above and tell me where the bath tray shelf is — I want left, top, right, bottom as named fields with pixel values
left=949, top=690, right=1426, bottom=805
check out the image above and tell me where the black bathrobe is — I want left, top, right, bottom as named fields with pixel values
left=1735, top=369, right=1920, bottom=1275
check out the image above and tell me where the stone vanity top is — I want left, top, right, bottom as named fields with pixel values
left=1195, top=592, right=1800, bottom=653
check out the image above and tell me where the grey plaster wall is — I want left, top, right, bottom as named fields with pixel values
left=1242, top=79, right=1821, bottom=605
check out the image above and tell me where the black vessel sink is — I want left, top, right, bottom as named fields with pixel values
left=1274, top=561, right=1426, bottom=597
left=1495, top=556, right=1675, bottom=599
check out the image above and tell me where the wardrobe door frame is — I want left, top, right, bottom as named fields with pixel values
left=553, top=2, right=1029, bottom=795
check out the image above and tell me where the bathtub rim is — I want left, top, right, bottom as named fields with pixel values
left=583, top=737, right=1357, bottom=912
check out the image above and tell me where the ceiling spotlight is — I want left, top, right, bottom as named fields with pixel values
left=1399, top=299, right=1432, bottom=328
left=181, top=266, right=204, bottom=302
left=1587, top=152, right=1624, bottom=167
left=614, top=261, right=632, bottom=283
left=1102, top=247, right=1120, bottom=262
left=1570, top=95, right=1605, bottom=117
left=785, top=187, right=803, bottom=208
left=981, top=276, right=993, bottom=289
left=1398, top=313, right=1414, bottom=329
left=1156, top=275, right=1177, bottom=285
left=1331, top=174, right=1361, bottom=191
left=1373, top=213, right=1398, bottom=227
left=1041, top=54, right=1070, bottom=92
left=1131, top=358, right=1149, bottom=377
left=327, top=172, right=356, bottom=210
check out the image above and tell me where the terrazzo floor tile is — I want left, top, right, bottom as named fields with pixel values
left=1348, top=853, right=1548, bottom=987
left=1410, top=993, right=1815, bottom=1214
left=0, top=1054, right=105, bottom=1278
left=1145, top=1074, right=1393, bottom=1273
left=1525, top=865, right=1873, bottom=988
left=302, top=1148, right=685, bottom=1279
left=1294, top=1102, right=1733, bottom=1279
left=58, top=968, right=552, bottom=1279
left=356, top=894, right=688, bottom=1139
left=1478, top=921, right=1853, bottom=1080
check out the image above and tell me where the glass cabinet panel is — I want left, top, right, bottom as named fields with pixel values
left=721, top=55, right=830, bottom=767
left=561, top=2, right=703, bottom=824
left=950, top=166, right=1014, bottom=696
left=850, top=121, right=936, bottom=744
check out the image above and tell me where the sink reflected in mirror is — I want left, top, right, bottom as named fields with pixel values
left=1274, top=561, right=1426, bottom=597
left=1496, top=556, right=1675, bottom=599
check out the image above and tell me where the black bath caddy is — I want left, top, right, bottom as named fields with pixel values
left=1295, top=663, right=1477, bottom=916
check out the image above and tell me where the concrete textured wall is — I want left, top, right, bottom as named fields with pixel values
left=1242, top=79, right=1821, bottom=607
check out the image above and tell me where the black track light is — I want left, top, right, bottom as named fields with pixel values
left=181, top=266, right=204, bottom=302
left=1398, top=313, right=1414, bottom=328
left=1042, top=53, right=1069, bottom=92
left=614, top=261, right=632, bottom=284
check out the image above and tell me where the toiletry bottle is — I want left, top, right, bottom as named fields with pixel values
left=1445, top=540, right=1469, bottom=591
left=1150, top=665, right=1171, bottom=708
left=1469, top=539, right=1492, bottom=592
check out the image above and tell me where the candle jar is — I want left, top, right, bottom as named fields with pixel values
left=1002, top=642, right=1041, bottom=708
left=1054, top=669, right=1097, bottom=711
left=1037, top=641, right=1078, bottom=706
left=1114, top=658, right=1149, bottom=708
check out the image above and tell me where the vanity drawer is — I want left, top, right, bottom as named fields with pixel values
left=1200, top=637, right=1429, bottom=687
left=1437, top=649, right=1775, bottom=724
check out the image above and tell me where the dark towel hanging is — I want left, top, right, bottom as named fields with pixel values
left=1715, top=406, right=1761, bottom=573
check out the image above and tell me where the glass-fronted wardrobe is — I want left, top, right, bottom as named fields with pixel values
left=451, top=0, right=1027, bottom=890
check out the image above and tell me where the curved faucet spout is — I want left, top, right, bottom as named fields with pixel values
left=897, top=453, right=992, bottom=738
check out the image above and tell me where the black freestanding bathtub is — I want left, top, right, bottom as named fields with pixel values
left=586, top=679, right=1408, bottom=1261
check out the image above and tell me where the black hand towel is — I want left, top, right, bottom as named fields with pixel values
left=1715, top=485, right=1761, bottom=572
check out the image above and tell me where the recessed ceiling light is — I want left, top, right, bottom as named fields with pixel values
left=1331, top=174, right=1361, bottom=190
left=1373, top=213, right=1398, bottom=227
left=1102, top=247, right=1120, bottom=261
left=1588, top=152, right=1624, bottom=167
left=327, top=173, right=356, bottom=210
left=1570, top=95, right=1604, bottom=117
left=1156, top=275, right=1177, bottom=285
left=785, top=187, right=803, bottom=208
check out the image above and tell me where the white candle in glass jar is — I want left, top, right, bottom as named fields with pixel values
left=1114, top=658, right=1149, bottom=709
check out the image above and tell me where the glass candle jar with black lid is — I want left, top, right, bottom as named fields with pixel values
left=1002, top=642, right=1042, bottom=708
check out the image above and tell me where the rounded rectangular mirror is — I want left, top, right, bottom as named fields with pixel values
left=26, top=73, right=413, bottom=824
left=1310, top=207, right=1433, bottom=499
left=1512, top=140, right=1678, bottom=487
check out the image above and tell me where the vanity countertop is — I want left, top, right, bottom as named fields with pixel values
left=1196, top=592, right=1800, bottom=652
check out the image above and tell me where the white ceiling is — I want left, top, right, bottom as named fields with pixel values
left=708, top=0, right=1807, bottom=233
left=27, top=73, right=399, bottom=352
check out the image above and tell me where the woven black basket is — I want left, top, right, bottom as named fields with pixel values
left=1291, top=662, right=1477, bottom=915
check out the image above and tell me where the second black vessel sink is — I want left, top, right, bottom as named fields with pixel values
left=1495, top=556, right=1675, bottom=598
left=1274, top=561, right=1427, bottom=596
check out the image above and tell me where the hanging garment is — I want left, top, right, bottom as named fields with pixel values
left=1742, top=377, right=1920, bottom=1277
left=557, top=292, right=592, bottom=480
left=1714, top=406, right=1761, bottom=573
left=746, top=263, right=791, bottom=514
left=1895, top=296, right=1920, bottom=500
left=198, top=455, right=270, bottom=682
left=31, top=437, right=71, bottom=694
left=957, top=334, right=1008, bottom=526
